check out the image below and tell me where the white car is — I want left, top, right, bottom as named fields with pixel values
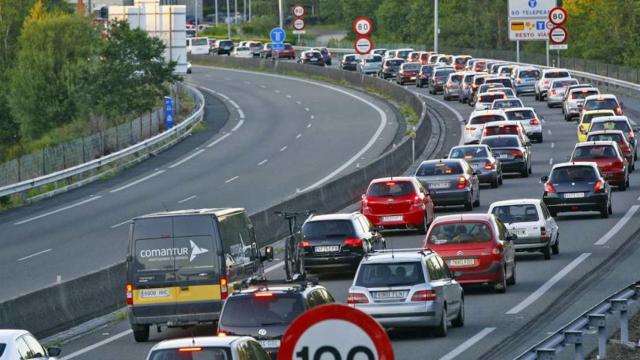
left=475, top=92, right=507, bottom=111
left=547, top=78, right=579, bottom=107
left=464, top=110, right=508, bottom=144
left=146, top=336, right=270, bottom=360
left=487, top=87, right=516, bottom=98
left=489, top=199, right=559, bottom=260
left=232, top=46, right=253, bottom=58
left=491, top=98, right=524, bottom=110
left=0, top=329, right=61, bottom=360
left=535, top=68, right=571, bottom=101
left=358, top=54, right=383, bottom=74
left=504, top=107, right=544, bottom=142
left=563, top=86, right=600, bottom=121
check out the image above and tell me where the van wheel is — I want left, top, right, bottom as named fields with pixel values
left=433, top=308, right=448, bottom=337
left=452, top=299, right=464, bottom=328
left=132, top=325, right=150, bottom=342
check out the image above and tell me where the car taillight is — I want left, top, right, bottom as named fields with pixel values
left=179, top=347, right=203, bottom=352
left=615, top=106, right=623, bottom=115
left=544, top=80, right=550, bottom=86
left=220, top=277, right=228, bottom=300
left=511, top=150, right=523, bottom=158
left=545, top=182, right=555, bottom=193
left=611, top=161, right=625, bottom=170
left=593, top=179, right=605, bottom=192
left=465, top=126, right=476, bottom=131
left=328, top=52, right=332, bottom=56
left=343, top=238, right=364, bottom=247
left=412, top=195, right=424, bottom=207
left=217, top=332, right=227, bottom=337
left=254, top=291, right=274, bottom=298
left=298, top=240, right=311, bottom=248
left=484, top=160, right=494, bottom=170
left=347, top=292, right=369, bottom=304
left=492, top=243, right=503, bottom=255
left=550, top=89, right=557, bottom=95
left=384, top=66, right=390, bottom=71
left=540, top=226, right=549, bottom=240
left=457, top=176, right=468, bottom=189
left=530, top=118, right=541, bottom=125
left=126, top=283, right=133, bottom=305
left=411, top=290, right=437, bottom=302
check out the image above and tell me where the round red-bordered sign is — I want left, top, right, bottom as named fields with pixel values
left=278, top=304, right=394, bottom=360
left=548, top=7, right=568, bottom=26
left=292, top=4, right=305, bottom=18
left=549, top=25, right=568, bottom=44
left=293, top=18, right=305, bottom=31
left=352, top=16, right=373, bottom=37
left=354, top=37, right=373, bottom=55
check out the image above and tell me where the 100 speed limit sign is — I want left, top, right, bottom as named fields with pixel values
left=278, top=304, right=394, bottom=360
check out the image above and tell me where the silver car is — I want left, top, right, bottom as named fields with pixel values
left=535, top=68, right=571, bottom=101
left=547, top=78, right=579, bottom=107
left=448, top=145, right=503, bottom=188
left=358, top=54, right=383, bottom=74
left=563, top=86, right=600, bottom=121
left=414, top=159, right=480, bottom=210
left=348, top=250, right=464, bottom=336
left=443, top=72, right=464, bottom=101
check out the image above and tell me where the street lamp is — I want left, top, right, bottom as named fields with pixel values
left=434, top=0, right=438, bottom=53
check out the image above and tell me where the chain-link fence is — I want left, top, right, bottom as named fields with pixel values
left=0, top=85, right=192, bottom=187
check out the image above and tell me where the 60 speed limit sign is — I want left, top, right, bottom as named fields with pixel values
left=278, top=304, right=394, bottom=360
left=352, top=17, right=373, bottom=37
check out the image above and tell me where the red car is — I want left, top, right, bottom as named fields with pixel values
left=396, top=63, right=421, bottom=85
left=360, top=177, right=435, bottom=234
left=272, top=43, right=295, bottom=59
left=423, top=213, right=516, bottom=293
left=587, top=130, right=635, bottom=171
left=570, top=141, right=630, bottom=190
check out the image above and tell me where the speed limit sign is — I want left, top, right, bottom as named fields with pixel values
left=292, top=4, right=305, bottom=18
left=548, top=7, right=568, bottom=26
left=352, top=17, right=373, bottom=37
left=278, top=304, right=394, bottom=360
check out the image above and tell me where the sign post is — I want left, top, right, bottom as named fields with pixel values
left=278, top=304, right=394, bottom=360
left=508, top=0, right=557, bottom=64
left=291, top=4, right=305, bottom=44
left=352, top=16, right=373, bottom=56
left=548, top=6, right=568, bottom=66
left=270, top=27, right=286, bottom=55
left=164, top=96, right=174, bottom=129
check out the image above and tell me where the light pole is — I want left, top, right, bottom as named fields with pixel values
left=226, top=0, right=231, bottom=38
left=194, top=0, right=198, bottom=31
left=278, top=0, right=284, bottom=29
left=234, top=0, right=237, bottom=24
left=249, top=0, right=251, bottom=21
left=434, top=0, right=438, bottom=53
left=215, top=0, right=218, bottom=27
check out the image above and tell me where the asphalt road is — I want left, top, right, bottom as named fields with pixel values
left=52, top=69, right=640, bottom=360
left=0, top=66, right=399, bottom=301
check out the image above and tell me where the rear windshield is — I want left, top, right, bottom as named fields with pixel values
left=582, top=112, right=614, bottom=124
left=428, top=222, right=493, bottom=244
left=191, top=38, right=208, bottom=46
left=492, top=205, right=539, bottom=223
left=550, top=166, right=598, bottom=182
left=591, top=121, right=630, bottom=132
left=480, top=94, right=505, bottom=102
left=367, top=181, right=415, bottom=197
left=366, top=56, right=382, bottom=63
left=470, top=115, right=505, bottom=124
left=345, top=55, right=356, bottom=61
left=397, top=50, right=412, bottom=58
left=493, top=99, right=522, bottom=109
left=588, top=133, right=623, bottom=143
left=0, top=344, right=4, bottom=357
left=219, top=41, right=233, bottom=46
left=486, top=78, right=512, bottom=87
left=386, top=59, right=404, bottom=66
left=482, top=136, right=520, bottom=148
left=552, top=79, right=578, bottom=88
left=435, top=69, right=455, bottom=77
left=573, top=145, right=618, bottom=159
left=220, top=294, right=304, bottom=327
left=149, top=348, right=232, bottom=360
left=421, top=66, right=434, bottom=74
left=416, top=162, right=463, bottom=176
left=463, top=74, right=475, bottom=83
left=356, top=262, right=425, bottom=287
left=302, top=220, right=355, bottom=238
left=402, top=63, right=420, bottom=71
left=546, top=71, right=570, bottom=78
left=450, top=147, right=488, bottom=159
left=473, top=77, right=487, bottom=85
left=506, top=110, right=535, bottom=121
left=571, top=89, right=599, bottom=99
left=519, top=69, right=540, bottom=78
left=449, top=74, right=463, bottom=82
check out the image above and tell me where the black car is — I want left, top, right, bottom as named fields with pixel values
left=448, top=144, right=503, bottom=188
left=313, top=47, right=332, bottom=65
left=216, top=40, right=234, bottom=55
left=416, top=65, right=436, bottom=88
left=339, top=54, right=359, bottom=71
left=541, top=162, right=612, bottom=218
left=300, top=213, right=384, bottom=272
left=217, top=282, right=335, bottom=359
left=379, top=58, right=404, bottom=79
left=481, top=135, right=531, bottom=177
left=429, top=67, right=455, bottom=94
left=297, top=50, right=325, bottom=66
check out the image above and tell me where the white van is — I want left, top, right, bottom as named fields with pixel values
left=187, top=37, right=210, bottom=55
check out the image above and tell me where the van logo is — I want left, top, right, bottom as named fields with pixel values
left=190, top=240, right=209, bottom=262
left=258, top=329, right=267, bottom=336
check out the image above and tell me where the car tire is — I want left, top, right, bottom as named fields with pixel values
left=538, top=134, right=544, bottom=143
left=498, top=173, right=504, bottom=185
left=418, top=214, right=428, bottom=235
left=535, top=92, right=539, bottom=101
left=434, top=308, right=448, bottom=337
left=549, top=208, right=558, bottom=217
left=600, top=203, right=610, bottom=218
left=473, top=192, right=480, bottom=207
left=542, top=241, right=552, bottom=260
left=520, top=165, right=529, bottom=178
left=507, top=262, right=516, bottom=285
left=132, top=325, right=150, bottom=342
left=552, top=235, right=560, bottom=255
left=451, top=299, right=464, bottom=328
left=464, top=196, right=473, bottom=211
left=491, top=178, right=499, bottom=188
left=494, top=267, right=507, bottom=293
left=608, top=199, right=613, bottom=214
left=547, top=102, right=553, bottom=108
left=620, top=178, right=627, bottom=191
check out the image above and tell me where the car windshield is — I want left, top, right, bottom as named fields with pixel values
left=219, top=41, right=232, bottom=46
left=366, top=56, right=382, bottom=63
left=571, top=89, right=598, bottom=99
left=302, top=220, right=355, bottom=238
left=519, top=69, right=540, bottom=78
left=588, top=133, right=623, bottom=143
left=573, top=145, right=618, bottom=159
left=449, top=74, right=463, bottom=82
left=367, top=181, right=414, bottom=197
left=435, top=69, right=455, bottom=77
left=591, top=121, right=629, bottom=132
left=493, top=99, right=522, bottom=109
left=345, top=55, right=355, bottom=61
left=220, top=294, right=304, bottom=326
left=552, top=79, right=577, bottom=88
left=403, top=64, right=420, bottom=71
left=480, top=94, right=505, bottom=102
left=582, top=112, right=614, bottom=124
left=191, top=38, right=208, bottom=46
left=428, top=222, right=493, bottom=244
left=149, top=348, right=231, bottom=360
left=416, top=162, right=463, bottom=176
left=492, top=205, right=539, bottom=223
left=482, top=136, right=520, bottom=148
left=506, top=110, right=535, bottom=121
left=546, top=71, right=570, bottom=78
left=550, top=166, right=598, bottom=182
left=356, top=262, right=425, bottom=287
left=387, top=60, right=404, bottom=66
left=469, top=115, right=505, bottom=124
left=450, top=147, right=489, bottom=159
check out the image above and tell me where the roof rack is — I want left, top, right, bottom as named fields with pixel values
left=370, top=248, right=433, bottom=255
left=232, top=274, right=320, bottom=294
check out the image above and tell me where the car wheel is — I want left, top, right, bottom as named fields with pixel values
left=464, top=196, right=473, bottom=211
left=564, top=114, right=571, bottom=122
left=538, top=134, right=544, bottom=143
left=520, top=165, right=529, bottom=178
left=507, top=262, right=516, bottom=285
left=535, top=92, right=539, bottom=101
left=608, top=199, right=613, bottom=214
left=498, top=173, right=504, bottom=185
left=418, top=214, right=428, bottom=235
left=549, top=208, right=558, bottom=217
left=132, top=324, right=150, bottom=342
left=451, top=299, right=464, bottom=328
left=600, top=202, right=610, bottom=218
left=494, top=267, right=507, bottom=293
left=433, top=307, right=448, bottom=337
left=444, top=95, right=450, bottom=101
left=473, top=192, right=480, bottom=207
left=529, top=164, right=532, bottom=174
left=542, top=241, right=552, bottom=260
left=552, top=235, right=560, bottom=255
left=491, top=177, right=499, bottom=188
left=547, top=102, right=553, bottom=108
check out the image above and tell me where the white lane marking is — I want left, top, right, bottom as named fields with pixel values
left=228, top=100, right=240, bottom=109
left=225, top=176, right=239, bottom=183
left=274, top=90, right=281, bottom=94
left=109, top=170, right=165, bottom=193
left=594, top=205, right=640, bottom=245
left=296, top=133, right=302, bottom=139
left=549, top=158, right=554, bottom=165
left=257, top=159, right=268, bottom=166
left=280, top=146, right=288, bottom=152
left=178, top=195, right=197, bottom=204
left=260, top=84, right=266, bottom=89
left=231, top=119, right=245, bottom=132
left=238, top=109, right=246, bottom=119
left=439, top=327, right=497, bottom=360
left=304, top=107, right=310, bottom=112
left=168, top=149, right=205, bottom=169
left=551, top=142, right=555, bottom=149
left=296, top=100, right=302, bottom=105
left=60, top=329, right=132, bottom=360
left=15, top=196, right=103, bottom=225
left=206, top=133, right=231, bottom=148
left=111, top=219, right=132, bottom=229
left=310, top=114, right=315, bottom=119
left=264, top=261, right=284, bottom=273
left=548, top=129, right=552, bottom=135
left=18, top=249, right=52, bottom=262
left=286, top=94, right=292, bottom=98
left=307, top=123, right=312, bottom=128
left=506, top=253, right=591, bottom=315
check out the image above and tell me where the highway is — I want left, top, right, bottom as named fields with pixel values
left=49, top=64, right=640, bottom=360
left=0, top=66, right=399, bottom=301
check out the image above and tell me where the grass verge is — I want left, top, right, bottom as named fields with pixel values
left=589, top=310, right=640, bottom=359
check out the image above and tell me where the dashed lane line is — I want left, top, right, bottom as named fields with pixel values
left=15, top=196, right=103, bottom=225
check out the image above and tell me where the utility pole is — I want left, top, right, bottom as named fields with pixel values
left=278, top=0, right=284, bottom=29
left=226, top=0, right=231, bottom=38
left=434, top=0, right=439, bottom=53
left=244, top=0, right=246, bottom=21
left=249, top=0, right=252, bottom=21
left=195, top=0, right=198, bottom=31
left=215, top=0, right=218, bottom=27
left=234, top=0, right=237, bottom=24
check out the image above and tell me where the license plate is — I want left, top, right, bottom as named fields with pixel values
left=315, top=245, right=340, bottom=253
left=259, top=340, right=281, bottom=349
left=498, top=154, right=510, bottom=159
left=429, top=182, right=449, bottom=189
left=140, top=289, right=170, bottom=298
left=564, top=192, right=585, bottom=199
left=371, top=290, right=408, bottom=300
left=471, top=163, right=482, bottom=170
left=410, top=76, right=416, bottom=80
left=310, top=58, right=317, bottom=62
left=382, top=215, right=403, bottom=222
left=448, top=259, right=476, bottom=267
left=513, top=229, right=527, bottom=236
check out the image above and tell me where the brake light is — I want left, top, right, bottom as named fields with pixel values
left=457, top=176, right=468, bottom=189
left=465, top=126, right=476, bottom=131
left=511, top=150, right=523, bottom=158
left=544, top=80, right=550, bottom=86
left=384, top=66, right=390, bottom=71
left=610, top=161, right=625, bottom=171
left=347, top=292, right=369, bottom=304
left=544, top=182, right=555, bottom=193
left=298, top=240, right=311, bottom=248
left=411, top=290, right=437, bottom=302
left=550, top=89, right=557, bottom=95
left=218, top=332, right=227, bottom=337
left=412, top=195, right=424, bottom=207
left=530, top=118, right=541, bottom=125
left=615, top=106, right=623, bottom=115
left=220, top=277, right=228, bottom=300
left=254, top=291, right=274, bottom=298
left=594, top=180, right=605, bottom=192
left=179, top=347, right=202, bottom=352
left=484, top=160, right=494, bottom=170
left=540, top=226, right=549, bottom=241
left=126, top=283, right=133, bottom=305
left=343, top=238, right=364, bottom=247
left=492, top=243, right=503, bottom=255
left=328, top=51, right=332, bottom=56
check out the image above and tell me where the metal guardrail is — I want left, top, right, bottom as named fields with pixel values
left=515, top=281, right=640, bottom=360
left=0, top=83, right=205, bottom=198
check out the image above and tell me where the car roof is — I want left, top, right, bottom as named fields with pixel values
left=551, top=161, right=599, bottom=170
left=361, top=251, right=430, bottom=263
left=574, top=140, right=617, bottom=147
left=432, top=213, right=494, bottom=224
left=543, top=68, right=570, bottom=73
left=489, top=199, right=542, bottom=207
left=591, top=116, right=629, bottom=123
left=485, top=120, right=520, bottom=127
left=492, top=98, right=521, bottom=103
left=150, top=336, right=249, bottom=351
left=504, top=107, right=535, bottom=113
left=585, top=94, right=617, bottom=100
left=419, top=159, right=464, bottom=165
left=135, top=208, right=244, bottom=220
left=370, top=176, right=415, bottom=184
left=477, top=91, right=506, bottom=97
left=550, top=78, right=577, bottom=83
left=470, top=109, right=507, bottom=117
left=450, top=144, right=491, bottom=150
left=307, top=213, right=358, bottom=222
left=232, top=284, right=325, bottom=296
left=582, top=109, right=616, bottom=116
left=0, top=329, right=30, bottom=340
left=587, top=129, right=626, bottom=136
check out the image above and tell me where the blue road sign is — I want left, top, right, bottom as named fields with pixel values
left=164, top=96, right=174, bottom=129
left=536, top=20, right=546, bottom=30
left=270, top=27, right=286, bottom=43
left=272, top=43, right=285, bottom=51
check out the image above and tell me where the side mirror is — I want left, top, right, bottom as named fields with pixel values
left=47, top=347, right=62, bottom=357
left=540, top=175, right=549, bottom=182
left=261, top=246, right=274, bottom=262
